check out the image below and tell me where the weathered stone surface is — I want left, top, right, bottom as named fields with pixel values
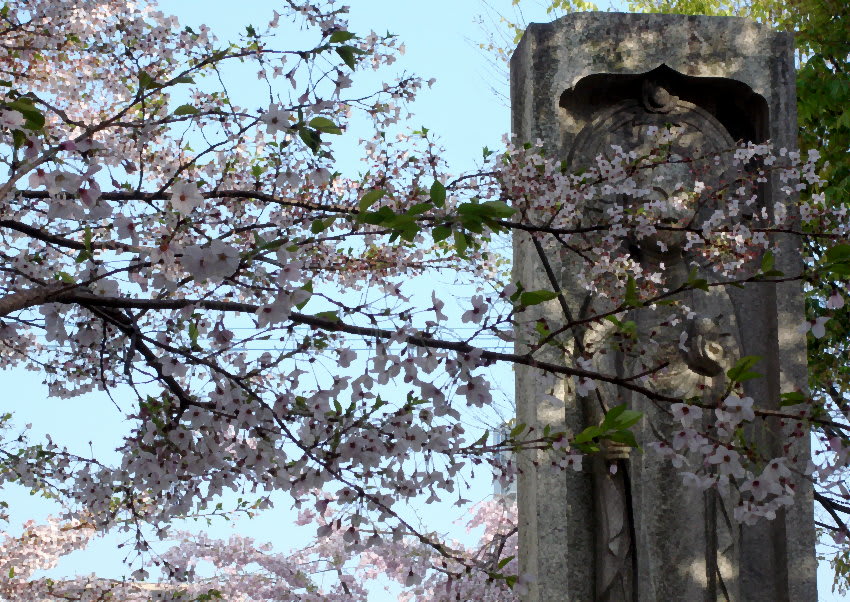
left=511, top=12, right=816, bottom=602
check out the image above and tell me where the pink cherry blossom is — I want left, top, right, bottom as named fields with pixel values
left=260, top=103, right=292, bottom=134
left=0, top=109, right=25, bottom=130
left=181, top=240, right=241, bottom=283
left=799, top=316, right=830, bottom=338
left=461, top=294, right=487, bottom=324
left=706, top=446, right=746, bottom=479
left=828, top=290, right=845, bottom=309
left=715, top=394, right=755, bottom=425
left=671, top=402, right=703, bottom=428
left=170, top=181, right=204, bottom=215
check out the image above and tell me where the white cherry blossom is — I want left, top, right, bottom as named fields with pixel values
left=170, top=181, right=204, bottom=215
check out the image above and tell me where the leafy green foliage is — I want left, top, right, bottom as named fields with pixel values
left=5, top=97, right=45, bottom=130
left=308, top=116, right=342, bottom=135
left=358, top=189, right=386, bottom=212
left=573, top=404, right=643, bottom=453
left=726, top=355, right=763, bottom=383
left=822, top=244, right=850, bottom=277
left=329, top=30, right=356, bottom=43
left=173, top=104, right=200, bottom=116
left=624, top=275, right=641, bottom=307
left=298, top=127, right=322, bottom=153
left=518, top=289, right=559, bottom=307
left=430, top=180, right=446, bottom=207
left=335, top=45, right=366, bottom=70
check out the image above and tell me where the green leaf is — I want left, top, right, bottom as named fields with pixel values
left=83, top=226, right=93, bottom=253
left=358, top=189, right=385, bottom=212
left=457, top=200, right=515, bottom=220
left=519, top=289, right=558, bottom=307
left=823, top=243, right=850, bottom=276
left=74, top=226, right=94, bottom=263
left=54, top=272, right=75, bottom=283
left=487, top=200, right=515, bottom=218
left=605, top=317, right=637, bottom=338
left=430, top=180, right=446, bottom=207
left=497, top=556, right=515, bottom=570
left=825, top=244, right=850, bottom=263
left=75, top=249, right=93, bottom=263
left=255, top=237, right=285, bottom=252
left=779, top=391, right=807, bottom=407
left=602, top=404, right=642, bottom=431
left=406, top=202, right=432, bottom=216
left=311, top=218, right=334, bottom=234
left=727, top=355, right=763, bottom=383
left=624, top=275, right=641, bottom=307
left=174, top=104, right=199, bottom=116
left=11, top=129, right=25, bottom=149
left=761, top=250, right=775, bottom=273
left=432, top=225, right=452, bottom=242
left=601, top=403, right=626, bottom=424
left=686, top=267, right=709, bottom=291
left=188, top=322, right=199, bottom=346
left=357, top=206, right=394, bottom=226
left=6, top=98, right=45, bottom=130
left=605, top=429, right=639, bottom=449
left=296, top=281, right=313, bottom=310
left=329, top=30, right=356, bottom=43
left=573, top=424, right=603, bottom=450
left=605, top=315, right=623, bottom=328
left=299, top=127, right=322, bottom=153
left=336, top=45, right=358, bottom=70
left=138, top=70, right=160, bottom=90
left=462, top=214, right=484, bottom=234
left=453, top=229, right=468, bottom=257
left=309, top=116, right=342, bottom=135
left=313, top=310, right=340, bottom=322
left=509, top=422, right=526, bottom=438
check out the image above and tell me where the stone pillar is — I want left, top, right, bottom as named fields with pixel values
left=511, top=13, right=817, bottom=601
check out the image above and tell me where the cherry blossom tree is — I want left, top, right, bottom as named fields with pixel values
left=0, top=499, right=519, bottom=600
left=0, top=0, right=848, bottom=598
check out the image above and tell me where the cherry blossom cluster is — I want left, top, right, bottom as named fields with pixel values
left=496, top=131, right=849, bottom=529
left=0, top=499, right=520, bottom=601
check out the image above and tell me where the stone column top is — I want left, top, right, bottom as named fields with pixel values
left=512, top=12, right=793, bottom=101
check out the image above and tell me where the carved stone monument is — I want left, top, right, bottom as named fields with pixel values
left=511, top=13, right=817, bottom=601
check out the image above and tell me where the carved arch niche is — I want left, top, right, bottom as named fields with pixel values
left=559, top=64, right=768, bottom=149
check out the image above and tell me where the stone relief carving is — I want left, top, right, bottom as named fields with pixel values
left=570, top=79, right=741, bottom=396
left=513, top=15, right=816, bottom=601
left=569, top=77, right=743, bottom=599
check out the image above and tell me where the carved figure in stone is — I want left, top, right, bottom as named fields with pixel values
left=513, top=14, right=817, bottom=602
left=569, top=78, right=744, bottom=599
